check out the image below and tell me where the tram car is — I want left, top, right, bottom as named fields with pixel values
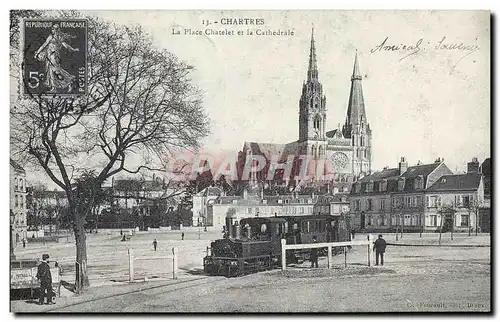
left=203, top=214, right=351, bottom=277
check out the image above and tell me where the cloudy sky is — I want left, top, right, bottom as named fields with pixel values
left=24, top=10, right=491, bottom=186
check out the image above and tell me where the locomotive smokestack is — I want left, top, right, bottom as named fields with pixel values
left=234, top=221, right=241, bottom=240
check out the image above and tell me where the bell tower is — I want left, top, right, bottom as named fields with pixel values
left=298, top=27, right=327, bottom=159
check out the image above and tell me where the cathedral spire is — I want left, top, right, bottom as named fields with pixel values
left=352, top=49, right=362, bottom=81
left=307, top=26, right=318, bottom=80
left=344, top=50, right=366, bottom=132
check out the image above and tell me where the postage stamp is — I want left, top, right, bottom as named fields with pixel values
left=22, top=19, right=87, bottom=96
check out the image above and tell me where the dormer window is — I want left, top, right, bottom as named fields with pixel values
left=414, top=175, right=424, bottom=190
left=380, top=179, right=388, bottom=192
left=366, top=180, right=374, bottom=193
left=398, top=178, right=406, bottom=192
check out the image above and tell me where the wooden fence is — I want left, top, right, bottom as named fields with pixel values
left=280, top=235, right=373, bottom=270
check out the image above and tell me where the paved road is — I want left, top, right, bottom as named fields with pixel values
left=41, top=263, right=489, bottom=313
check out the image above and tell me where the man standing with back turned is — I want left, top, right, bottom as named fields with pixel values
left=373, top=235, right=387, bottom=266
left=37, top=254, right=54, bottom=305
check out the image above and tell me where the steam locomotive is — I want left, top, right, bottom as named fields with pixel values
left=203, top=214, right=351, bottom=277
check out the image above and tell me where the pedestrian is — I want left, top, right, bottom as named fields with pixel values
left=373, top=234, right=387, bottom=266
left=153, top=238, right=158, bottom=251
left=310, top=236, right=319, bottom=268
left=351, top=228, right=356, bottom=240
left=22, top=239, right=26, bottom=249
left=181, top=232, right=185, bottom=240
left=120, top=229, right=123, bottom=236
left=36, top=254, right=54, bottom=305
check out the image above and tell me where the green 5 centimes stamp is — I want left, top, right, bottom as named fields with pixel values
left=22, top=19, right=87, bottom=96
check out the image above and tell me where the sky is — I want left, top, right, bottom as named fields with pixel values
left=17, top=10, right=491, bottom=186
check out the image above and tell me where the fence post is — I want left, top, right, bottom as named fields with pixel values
left=128, top=249, right=134, bottom=282
left=172, top=247, right=178, bottom=279
left=281, top=239, right=286, bottom=271
left=344, top=246, right=347, bottom=268
left=367, top=234, right=371, bottom=267
left=327, top=245, right=332, bottom=269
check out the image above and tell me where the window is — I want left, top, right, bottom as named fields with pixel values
left=278, top=199, right=283, bottom=204
left=405, top=197, right=411, bottom=208
left=429, top=215, right=438, bottom=226
left=380, top=199, right=386, bottom=211
left=404, top=215, right=411, bottom=226
left=366, top=199, right=373, bottom=211
left=15, top=195, right=18, bottom=207
left=361, top=136, right=364, bottom=146
left=232, top=200, right=237, bottom=204
left=367, top=215, right=372, bottom=225
left=262, top=199, right=267, bottom=205
left=380, top=179, right=387, bottom=192
left=411, top=215, right=418, bottom=226
left=284, top=199, right=290, bottom=204
left=15, top=178, right=18, bottom=191
left=355, top=183, right=361, bottom=193
left=19, top=179, right=23, bottom=191
left=300, top=207, right=304, bottom=214
left=414, top=175, right=424, bottom=190
left=354, top=200, right=360, bottom=211
left=364, top=150, right=367, bottom=158
left=462, top=195, right=470, bottom=208
left=20, top=196, right=24, bottom=208
left=310, top=220, right=318, bottom=232
left=366, top=181, right=374, bottom=193
left=410, top=197, right=415, bottom=208
left=356, top=149, right=359, bottom=158
left=416, top=196, right=422, bottom=207
left=391, top=198, right=396, bottom=209
left=308, top=199, right=313, bottom=204
left=260, top=224, right=267, bottom=233
left=461, top=215, right=469, bottom=227
left=247, top=208, right=252, bottom=214
left=398, top=178, right=405, bottom=191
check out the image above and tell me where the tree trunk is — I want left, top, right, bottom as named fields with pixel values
left=73, top=211, right=90, bottom=291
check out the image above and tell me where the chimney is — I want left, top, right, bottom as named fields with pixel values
left=435, top=157, right=441, bottom=163
left=467, top=157, right=480, bottom=173
left=398, top=157, right=408, bottom=175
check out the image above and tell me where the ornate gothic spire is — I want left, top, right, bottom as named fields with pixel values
left=307, top=26, right=318, bottom=80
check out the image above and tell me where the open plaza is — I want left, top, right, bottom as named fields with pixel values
left=10, top=229, right=490, bottom=313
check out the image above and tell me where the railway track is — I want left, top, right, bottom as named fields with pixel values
left=44, top=276, right=216, bottom=312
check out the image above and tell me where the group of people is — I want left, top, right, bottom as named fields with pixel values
left=309, top=234, right=387, bottom=268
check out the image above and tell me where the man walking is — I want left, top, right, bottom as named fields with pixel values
left=152, top=239, right=158, bottom=251
left=37, top=254, right=54, bottom=305
left=181, top=232, right=185, bottom=240
left=310, top=236, right=319, bottom=268
left=373, top=234, right=387, bottom=266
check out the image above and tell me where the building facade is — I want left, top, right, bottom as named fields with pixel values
left=349, top=157, right=486, bottom=233
left=206, top=192, right=319, bottom=230
left=10, top=159, right=28, bottom=241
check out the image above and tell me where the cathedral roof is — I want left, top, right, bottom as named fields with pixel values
left=243, top=141, right=298, bottom=162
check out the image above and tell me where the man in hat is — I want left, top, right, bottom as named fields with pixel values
left=373, top=234, right=387, bottom=266
left=310, top=236, right=319, bottom=268
left=152, top=238, right=158, bottom=251
left=36, top=254, right=54, bottom=305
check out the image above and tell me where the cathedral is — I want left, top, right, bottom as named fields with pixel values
left=239, top=28, right=372, bottom=189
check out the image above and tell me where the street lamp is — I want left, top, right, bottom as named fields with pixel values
left=10, top=210, right=16, bottom=261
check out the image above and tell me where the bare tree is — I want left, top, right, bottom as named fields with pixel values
left=467, top=199, right=482, bottom=236
left=11, top=14, right=209, bottom=291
